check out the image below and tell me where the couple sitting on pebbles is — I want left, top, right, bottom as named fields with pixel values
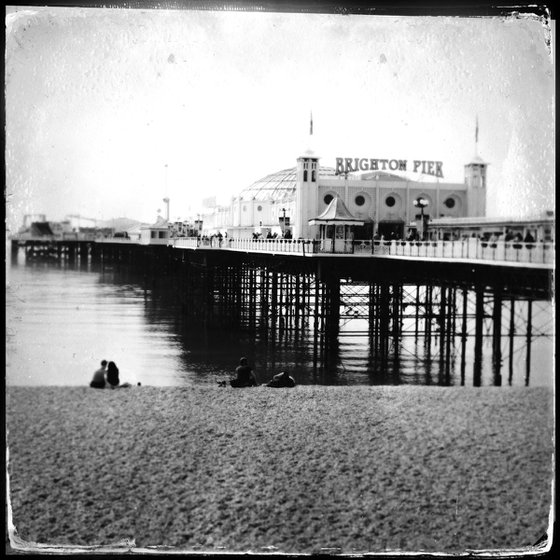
left=218, top=357, right=296, bottom=388
left=90, top=360, right=136, bottom=389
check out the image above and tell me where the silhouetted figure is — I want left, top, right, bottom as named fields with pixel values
left=230, top=357, right=258, bottom=387
left=90, top=360, right=107, bottom=389
left=266, top=371, right=296, bottom=388
left=107, top=361, right=120, bottom=388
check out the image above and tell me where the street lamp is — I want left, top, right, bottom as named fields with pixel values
left=279, top=207, right=287, bottom=231
left=413, top=197, right=429, bottom=240
left=163, top=198, right=170, bottom=222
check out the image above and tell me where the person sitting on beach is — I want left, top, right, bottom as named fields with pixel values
left=90, top=360, right=107, bottom=389
left=230, top=357, right=258, bottom=387
left=106, top=361, right=120, bottom=388
left=266, top=371, right=296, bottom=388
left=105, top=361, right=135, bottom=388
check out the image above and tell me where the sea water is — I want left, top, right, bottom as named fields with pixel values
left=6, top=253, right=554, bottom=388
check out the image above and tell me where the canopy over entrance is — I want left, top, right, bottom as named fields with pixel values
left=309, top=196, right=364, bottom=253
left=309, top=196, right=365, bottom=227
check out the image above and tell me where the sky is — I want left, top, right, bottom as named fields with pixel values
left=5, top=5, right=555, bottom=230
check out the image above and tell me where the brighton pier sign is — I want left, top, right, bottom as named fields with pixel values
left=335, top=157, right=444, bottom=178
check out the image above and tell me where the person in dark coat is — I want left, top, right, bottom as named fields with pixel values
left=230, top=357, right=258, bottom=387
left=266, top=371, right=296, bottom=388
left=106, top=361, right=120, bottom=388
left=90, top=360, right=107, bottom=388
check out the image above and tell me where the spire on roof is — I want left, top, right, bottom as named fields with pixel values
left=466, top=115, right=487, bottom=165
left=300, top=111, right=319, bottom=158
left=475, top=115, right=479, bottom=155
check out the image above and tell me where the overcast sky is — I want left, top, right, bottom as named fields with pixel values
left=5, top=5, right=555, bottom=229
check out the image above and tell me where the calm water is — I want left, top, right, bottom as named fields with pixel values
left=5, top=252, right=554, bottom=387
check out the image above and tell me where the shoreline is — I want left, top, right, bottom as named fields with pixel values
left=6, top=385, right=554, bottom=555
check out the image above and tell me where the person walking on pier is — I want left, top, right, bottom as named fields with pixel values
left=230, top=357, right=258, bottom=387
left=90, top=360, right=108, bottom=389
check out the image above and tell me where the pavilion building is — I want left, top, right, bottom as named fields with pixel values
left=199, top=119, right=487, bottom=240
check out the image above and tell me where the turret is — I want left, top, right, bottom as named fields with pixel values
left=294, top=113, right=320, bottom=238
left=464, top=117, right=487, bottom=217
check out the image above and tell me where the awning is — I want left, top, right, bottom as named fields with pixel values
left=308, top=196, right=365, bottom=226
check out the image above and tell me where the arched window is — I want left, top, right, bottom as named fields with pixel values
left=311, top=170, right=316, bottom=182
left=303, top=170, right=308, bottom=182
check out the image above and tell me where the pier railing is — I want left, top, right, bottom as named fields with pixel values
left=172, top=237, right=315, bottom=254
left=12, top=234, right=553, bottom=266
left=169, top=236, right=554, bottom=265
left=384, top=238, right=555, bottom=264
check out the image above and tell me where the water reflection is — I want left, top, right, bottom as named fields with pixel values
left=5, top=256, right=554, bottom=388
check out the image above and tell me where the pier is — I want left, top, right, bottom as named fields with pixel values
left=10, top=235, right=554, bottom=386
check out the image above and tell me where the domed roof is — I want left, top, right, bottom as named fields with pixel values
left=466, top=154, right=487, bottom=165
left=359, top=171, right=406, bottom=181
left=238, top=166, right=337, bottom=202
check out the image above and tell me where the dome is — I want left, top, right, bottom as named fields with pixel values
left=466, top=154, right=487, bottom=165
left=238, top=166, right=337, bottom=202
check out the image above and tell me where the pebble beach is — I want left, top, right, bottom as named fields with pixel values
left=6, top=385, right=554, bottom=555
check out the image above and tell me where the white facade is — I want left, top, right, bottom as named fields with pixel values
left=196, top=141, right=487, bottom=240
left=140, top=216, right=170, bottom=245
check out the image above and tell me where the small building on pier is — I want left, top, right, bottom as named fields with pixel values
left=17, top=221, right=55, bottom=240
left=309, top=196, right=365, bottom=253
left=427, top=212, right=555, bottom=242
left=140, top=216, right=170, bottom=245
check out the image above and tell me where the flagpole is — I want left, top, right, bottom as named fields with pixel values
left=475, top=115, right=479, bottom=155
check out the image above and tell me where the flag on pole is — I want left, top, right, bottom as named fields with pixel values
left=310, top=111, right=313, bottom=136
left=475, top=115, right=479, bottom=145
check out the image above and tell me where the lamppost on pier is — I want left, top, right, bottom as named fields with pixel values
left=194, top=213, right=203, bottom=236
left=163, top=198, right=170, bottom=222
left=413, top=197, right=429, bottom=240
left=280, top=207, right=290, bottom=234
left=163, top=163, right=169, bottom=221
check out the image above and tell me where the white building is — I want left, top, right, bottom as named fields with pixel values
left=197, top=122, right=488, bottom=240
left=140, top=216, right=170, bottom=245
